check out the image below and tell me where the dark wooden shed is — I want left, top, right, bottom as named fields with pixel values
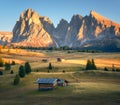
left=57, top=79, right=68, bottom=86
left=36, top=78, right=58, bottom=90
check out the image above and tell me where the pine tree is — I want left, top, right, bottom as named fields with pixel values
left=85, top=59, right=92, bottom=70
left=18, top=65, right=25, bottom=78
left=0, top=57, right=4, bottom=67
left=104, top=67, right=109, bottom=71
left=13, top=74, right=20, bottom=85
left=91, top=59, right=97, bottom=70
left=48, top=62, right=52, bottom=70
left=25, top=62, right=32, bottom=74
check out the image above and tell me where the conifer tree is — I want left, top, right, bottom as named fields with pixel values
left=13, top=74, right=20, bottom=85
left=18, top=65, right=25, bottom=78
left=48, top=62, right=52, bottom=70
left=91, top=59, right=97, bottom=70
left=0, top=57, right=4, bottom=67
left=85, top=59, right=92, bottom=70
left=25, top=62, right=32, bottom=74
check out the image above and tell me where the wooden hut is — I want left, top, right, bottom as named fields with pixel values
left=57, top=79, right=68, bottom=86
left=36, top=78, right=58, bottom=90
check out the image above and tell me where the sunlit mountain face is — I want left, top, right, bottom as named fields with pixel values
left=1, top=9, right=120, bottom=51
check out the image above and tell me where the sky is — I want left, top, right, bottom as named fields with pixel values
left=0, top=0, right=120, bottom=31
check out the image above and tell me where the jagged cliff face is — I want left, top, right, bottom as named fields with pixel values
left=12, top=9, right=53, bottom=47
left=75, top=11, right=120, bottom=48
left=52, top=10, right=120, bottom=48
left=11, top=9, right=120, bottom=49
left=53, top=19, right=69, bottom=46
left=0, top=32, right=13, bottom=45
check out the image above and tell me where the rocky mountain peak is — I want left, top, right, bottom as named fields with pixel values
left=70, top=14, right=83, bottom=25
left=12, top=9, right=54, bottom=47
left=56, top=19, right=68, bottom=29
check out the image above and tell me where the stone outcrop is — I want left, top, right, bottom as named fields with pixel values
left=0, top=32, right=13, bottom=45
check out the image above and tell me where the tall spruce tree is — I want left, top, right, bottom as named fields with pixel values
left=86, top=59, right=92, bottom=70
left=18, top=65, right=25, bottom=78
left=91, top=59, right=97, bottom=70
left=25, top=62, right=32, bottom=74
left=48, top=62, right=52, bottom=70
left=0, top=57, right=4, bottom=67
left=13, top=74, right=20, bottom=85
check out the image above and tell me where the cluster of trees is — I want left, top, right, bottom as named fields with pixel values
left=0, top=57, right=16, bottom=70
left=18, top=62, right=32, bottom=78
left=85, top=59, right=97, bottom=70
left=4, top=61, right=16, bottom=71
left=0, top=57, right=16, bottom=76
left=13, top=62, right=32, bottom=85
left=104, top=64, right=120, bottom=72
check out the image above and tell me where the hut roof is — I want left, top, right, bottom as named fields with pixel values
left=36, top=78, right=58, bottom=84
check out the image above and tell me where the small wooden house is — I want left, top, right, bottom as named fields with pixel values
left=42, top=59, right=48, bottom=62
left=36, top=78, right=58, bottom=90
left=57, top=58, right=62, bottom=62
left=57, top=79, right=68, bottom=86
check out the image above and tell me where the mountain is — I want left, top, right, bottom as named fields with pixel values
left=0, top=32, right=13, bottom=45
left=11, top=9, right=120, bottom=51
left=12, top=9, right=54, bottom=47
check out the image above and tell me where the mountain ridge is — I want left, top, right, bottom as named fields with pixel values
left=1, top=9, right=120, bottom=51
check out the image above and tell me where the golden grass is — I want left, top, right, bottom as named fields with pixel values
left=1, top=48, right=45, bottom=57
left=62, top=58, right=120, bottom=68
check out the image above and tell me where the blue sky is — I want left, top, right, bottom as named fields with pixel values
left=0, top=0, right=120, bottom=31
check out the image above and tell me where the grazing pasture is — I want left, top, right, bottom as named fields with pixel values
left=0, top=49, right=120, bottom=105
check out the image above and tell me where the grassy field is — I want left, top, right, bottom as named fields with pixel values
left=0, top=49, right=120, bottom=105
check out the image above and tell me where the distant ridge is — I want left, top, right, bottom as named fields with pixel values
left=1, top=9, right=120, bottom=51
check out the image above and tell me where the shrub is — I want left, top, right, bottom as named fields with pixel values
left=5, top=63, right=11, bottom=70
left=0, top=71, right=3, bottom=75
left=11, top=61, right=16, bottom=65
left=57, top=58, right=62, bottom=62
left=62, top=70, right=65, bottom=73
left=116, top=68, right=120, bottom=72
left=104, top=67, right=109, bottom=71
left=10, top=70, right=14, bottom=74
